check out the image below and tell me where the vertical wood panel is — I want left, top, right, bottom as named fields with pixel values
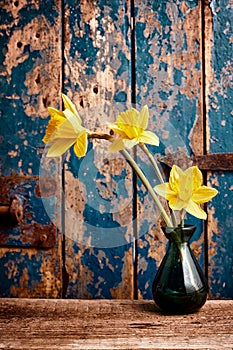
left=63, top=0, right=134, bottom=299
left=204, top=0, right=233, bottom=298
left=134, top=0, right=204, bottom=299
left=0, top=0, right=63, bottom=297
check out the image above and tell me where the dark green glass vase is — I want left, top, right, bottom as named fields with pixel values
left=152, top=225, right=208, bottom=314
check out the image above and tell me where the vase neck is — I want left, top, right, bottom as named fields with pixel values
left=162, top=225, right=196, bottom=244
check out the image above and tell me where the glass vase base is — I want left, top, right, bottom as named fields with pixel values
left=152, top=225, right=209, bottom=315
left=153, top=287, right=208, bottom=314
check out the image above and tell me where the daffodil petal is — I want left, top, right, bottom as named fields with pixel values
left=48, top=107, right=65, bottom=119
left=116, top=108, right=139, bottom=128
left=62, top=93, right=82, bottom=123
left=185, top=200, right=207, bottom=220
left=138, top=105, right=149, bottom=129
left=122, top=138, right=138, bottom=149
left=63, top=108, right=82, bottom=131
left=108, top=138, right=126, bottom=151
left=109, top=137, right=138, bottom=151
left=154, top=183, right=175, bottom=200
left=192, top=186, right=218, bottom=204
left=139, top=130, right=159, bottom=146
left=169, top=165, right=183, bottom=192
left=73, top=130, right=88, bottom=158
left=47, top=138, right=76, bottom=157
left=115, top=109, right=142, bottom=138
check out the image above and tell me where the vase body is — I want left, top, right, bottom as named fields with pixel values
left=152, top=225, right=208, bottom=314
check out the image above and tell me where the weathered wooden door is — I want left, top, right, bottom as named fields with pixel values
left=0, top=0, right=232, bottom=299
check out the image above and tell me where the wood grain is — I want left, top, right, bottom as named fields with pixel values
left=0, top=299, right=232, bottom=349
left=0, top=0, right=63, bottom=297
left=134, top=0, right=205, bottom=300
left=204, top=0, right=233, bottom=299
left=63, top=0, right=134, bottom=299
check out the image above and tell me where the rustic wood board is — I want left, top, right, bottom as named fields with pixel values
left=63, top=0, right=134, bottom=299
left=204, top=0, right=233, bottom=298
left=0, top=0, right=63, bottom=297
left=134, top=0, right=205, bottom=299
left=0, top=299, right=232, bottom=349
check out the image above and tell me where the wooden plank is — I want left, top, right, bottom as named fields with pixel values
left=161, top=152, right=233, bottom=171
left=204, top=0, right=233, bottom=298
left=0, top=299, right=232, bottom=349
left=63, top=0, right=134, bottom=298
left=0, top=1, right=63, bottom=297
left=134, top=0, right=205, bottom=299
left=193, top=153, right=233, bottom=171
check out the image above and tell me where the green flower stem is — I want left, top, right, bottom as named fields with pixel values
left=139, top=143, right=164, bottom=183
left=120, top=149, right=173, bottom=227
left=180, top=209, right=185, bottom=228
left=139, top=143, right=177, bottom=227
left=89, top=133, right=173, bottom=227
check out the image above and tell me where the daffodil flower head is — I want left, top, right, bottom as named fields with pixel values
left=108, top=105, right=159, bottom=151
left=43, top=94, right=89, bottom=158
left=154, top=165, right=218, bottom=220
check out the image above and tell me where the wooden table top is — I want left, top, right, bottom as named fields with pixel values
left=0, top=298, right=232, bottom=349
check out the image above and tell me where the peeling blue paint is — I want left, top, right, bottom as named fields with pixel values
left=0, top=0, right=61, bottom=297
left=0, top=251, right=44, bottom=297
left=208, top=172, right=233, bottom=298
left=0, top=0, right=232, bottom=299
left=209, top=0, right=233, bottom=153
left=207, top=0, right=233, bottom=298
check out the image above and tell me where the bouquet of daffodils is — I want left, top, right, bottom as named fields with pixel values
left=43, top=94, right=218, bottom=228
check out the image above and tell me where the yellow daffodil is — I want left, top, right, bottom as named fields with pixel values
left=43, top=94, right=89, bottom=158
left=108, top=105, right=159, bottom=151
left=154, top=165, right=218, bottom=220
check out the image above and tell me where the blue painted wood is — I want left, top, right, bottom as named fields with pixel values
left=134, top=0, right=205, bottom=299
left=206, top=0, right=233, bottom=298
left=63, top=0, right=134, bottom=299
left=0, top=0, right=62, bottom=297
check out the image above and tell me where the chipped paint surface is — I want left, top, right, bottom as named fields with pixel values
left=207, top=0, right=233, bottom=153
left=207, top=173, right=233, bottom=298
left=0, top=0, right=232, bottom=299
left=0, top=245, right=62, bottom=298
left=63, top=0, right=134, bottom=299
left=0, top=1, right=62, bottom=297
left=205, top=0, right=233, bottom=298
left=135, top=0, right=206, bottom=299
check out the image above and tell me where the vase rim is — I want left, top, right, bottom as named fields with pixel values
left=164, top=224, right=196, bottom=229
left=162, top=225, right=197, bottom=235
